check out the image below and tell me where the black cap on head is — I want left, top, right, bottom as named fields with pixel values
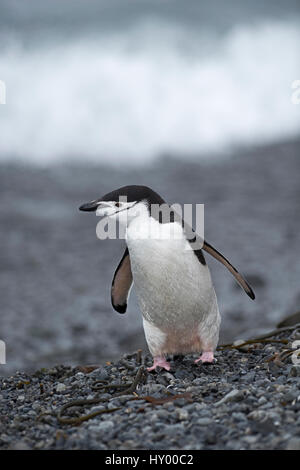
left=79, top=185, right=165, bottom=212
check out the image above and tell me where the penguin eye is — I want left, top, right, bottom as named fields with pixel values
left=115, top=202, right=121, bottom=207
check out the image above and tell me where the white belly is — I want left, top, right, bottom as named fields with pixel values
left=126, top=217, right=218, bottom=334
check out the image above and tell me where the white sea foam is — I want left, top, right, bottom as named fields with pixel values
left=0, top=19, right=299, bottom=165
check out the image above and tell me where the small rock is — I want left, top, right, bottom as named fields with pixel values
left=118, top=394, right=137, bottom=404
left=90, top=405, right=106, bottom=413
left=89, top=420, right=115, bottom=438
left=258, top=396, right=267, bottom=405
left=204, top=431, right=217, bottom=445
left=253, top=418, right=278, bottom=434
left=243, top=435, right=258, bottom=445
left=233, top=339, right=248, bottom=352
left=176, top=409, right=189, bottom=421
left=192, top=377, right=208, bottom=385
left=156, top=410, right=169, bottom=420
left=162, top=424, right=184, bottom=437
left=90, top=368, right=109, bottom=381
left=35, top=441, right=45, bottom=449
left=196, top=418, right=213, bottom=426
left=215, top=389, right=244, bottom=406
left=174, top=398, right=188, bottom=407
left=55, top=383, right=67, bottom=393
left=248, top=409, right=266, bottom=421
left=107, top=401, right=119, bottom=410
left=32, top=403, right=41, bottom=411
left=289, top=365, right=300, bottom=377
left=161, top=372, right=175, bottom=381
left=75, top=372, right=84, bottom=379
left=148, top=412, right=158, bottom=423
left=232, top=412, right=247, bottom=421
left=281, top=391, right=298, bottom=403
left=233, top=339, right=246, bottom=347
left=174, top=369, right=194, bottom=380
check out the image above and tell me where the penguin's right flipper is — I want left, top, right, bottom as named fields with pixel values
left=111, top=247, right=133, bottom=313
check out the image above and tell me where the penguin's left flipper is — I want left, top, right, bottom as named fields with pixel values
left=183, top=220, right=255, bottom=300
left=111, top=247, right=133, bottom=313
left=202, top=240, right=255, bottom=300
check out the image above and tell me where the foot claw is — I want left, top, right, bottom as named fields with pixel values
left=195, top=351, right=214, bottom=364
left=147, top=356, right=171, bottom=372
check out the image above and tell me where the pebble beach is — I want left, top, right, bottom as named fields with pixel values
left=1, top=324, right=299, bottom=450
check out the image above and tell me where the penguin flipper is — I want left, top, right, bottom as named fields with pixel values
left=203, top=240, right=255, bottom=300
left=111, top=247, right=133, bottom=313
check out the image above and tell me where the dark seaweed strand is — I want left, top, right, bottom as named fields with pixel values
left=57, top=367, right=145, bottom=425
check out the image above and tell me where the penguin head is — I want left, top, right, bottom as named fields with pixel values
left=79, top=185, right=166, bottom=224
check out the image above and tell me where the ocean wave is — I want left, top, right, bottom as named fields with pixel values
left=0, top=19, right=299, bottom=164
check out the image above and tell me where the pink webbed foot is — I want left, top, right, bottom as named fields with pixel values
left=147, top=356, right=171, bottom=372
left=195, top=351, right=214, bottom=364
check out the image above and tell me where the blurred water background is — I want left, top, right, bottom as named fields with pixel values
left=0, top=0, right=299, bottom=374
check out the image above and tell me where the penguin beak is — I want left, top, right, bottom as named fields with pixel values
left=79, top=200, right=112, bottom=212
left=79, top=200, right=99, bottom=212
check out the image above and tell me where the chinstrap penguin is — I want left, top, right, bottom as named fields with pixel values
left=79, top=185, right=255, bottom=371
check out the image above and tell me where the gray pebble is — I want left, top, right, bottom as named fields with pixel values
left=215, top=389, right=244, bottom=406
left=289, top=365, right=300, bottom=377
left=88, top=420, right=114, bottom=436
left=196, top=418, right=213, bottom=426
left=90, top=368, right=109, bottom=381
left=55, top=383, right=67, bottom=392
left=176, top=408, right=189, bottom=421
